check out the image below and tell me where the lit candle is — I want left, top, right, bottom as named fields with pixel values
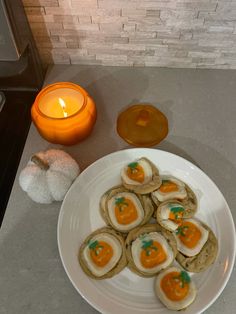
left=38, top=87, right=84, bottom=118
left=31, top=82, right=97, bottom=145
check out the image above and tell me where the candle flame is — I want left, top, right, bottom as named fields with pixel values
left=59, top=97, right=68, bottom=117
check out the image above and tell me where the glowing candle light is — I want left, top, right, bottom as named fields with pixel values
left=31, top=82, right=97, bottom=145
left=58, top=98, right=68, bottom=117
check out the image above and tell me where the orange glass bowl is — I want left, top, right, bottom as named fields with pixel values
left=31, top=82, right=97, bottom=145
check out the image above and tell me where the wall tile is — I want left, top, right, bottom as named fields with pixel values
left=22, top=0, right=236, bottom=68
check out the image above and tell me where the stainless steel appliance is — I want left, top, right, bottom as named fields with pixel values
left=0, top=0, right=44, bottom=225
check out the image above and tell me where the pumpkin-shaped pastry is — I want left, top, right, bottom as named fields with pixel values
left=174, top=219, right=218, bottom=272
left=100, top=186, right=154, bottom=233
left=79, top=227, right=127, bottom=279
left=19, top=149, right=79, bottom=204
left=155, top=267, right=197, bottom=311
left=151, top=176, right=197, bottom=215
left=125, top=224, right=177, bottom=277
left=121, top=157, right=161, bottom=194
left=156, top=200, right=196, bottom=232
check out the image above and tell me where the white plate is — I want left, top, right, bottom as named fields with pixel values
left=57, top=148, right=236, bottom=314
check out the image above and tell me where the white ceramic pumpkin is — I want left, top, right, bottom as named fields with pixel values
left=19, top=149, right=80, bottom=204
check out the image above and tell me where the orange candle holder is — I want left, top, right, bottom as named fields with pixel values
left=31, top=82, right=97, bottom=145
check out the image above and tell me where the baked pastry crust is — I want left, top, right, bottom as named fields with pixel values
left=151, top=178, right=197, bottom=218
left=156, top=199, right=196, bottom=231
left=79, top=227, right=127, bottom=279
left=100, top=185, right=154, bottom=233
left=125, top=224, right=177, bottom=277
left=175, top=222, right=218, bottom=273
left=122, top=157, right=161, bottom=194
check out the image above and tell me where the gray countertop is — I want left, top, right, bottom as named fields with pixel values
left=1, top=65, right=236, bottom=314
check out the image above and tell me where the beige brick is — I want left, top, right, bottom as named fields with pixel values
left=199, top=11, right=236, bottom=21
left=132, top=16, right=162, bottom=25
left=166, top=43, right=200, bottom=51
left=192, top=57, right=216, bottom=64
left=123, top=23, right=136, bottom=32
left=71, top=48, right=89, bottom=55
left=146, top=10, right=160, bottom=17
left=100, top=23, right=123, bottom=32
left=45, top=7, right=75, bottom=15
left=58, top=0, right=71, bottom=7
left=79, top=16, right=92, bottom=24
left=139, top=1, right=176, bottom=9
left=101, top=60, right=133, bottom=66
left=50, top=29, right=78, bottom=35
left=104, top=36, right=129, bottom=44
left=193, top=33, right=235, bottom=40
left=63, top=23, right=99, bottom=31
left=217, top=2, right=236, bottom=11
left=79, top=42, right=112, bottom=49
left=75, top=34, right=105, bottom=42
left=54, top=15, right=79, bottom=23
left=127, top=55, right=147, bottom=64
left=215, top=58, right=236, bottom=65
left=93, top=9, right=121, bottom=16
left=129, top=31, right=157, bottom=39
left=159, top=56, right=193, bottom=64
left=204, top=20, right=236, bottom=27
left=199, top=39, right=234, bottom=47
left=221, top=52, right=236, bottom=58
left=180, top=31, right=193, bottom=40
left=92, top=16, right=127, bottom=24
left=113, top=43, right=146, bottom=51
left=135, top=25, right=160, bottom=33
left=96, top=54, right=127, bottom=61
left=50, top=35, right=60, bottom=42
left=88, top=48, right=121, bottom=55
left=148, top=44, right=168, bottom=51
left=26, top=14, right=54, bottom=23
left=23, top=0, right=59, bottom=6
left=188, top=51, right=221, bottom=58
left=177, top=2, right=217, bottom=11
left=46, top=22, right=63, bottom=29
left=160, top=9, right=197, bottom=20
left=129, top=38, right=163, bottom=45
left=165, top=19, right=204, bottom=29
left=175, top=51, right=188, bottom=57
left=122, top=9, right=146, bottom=17
left=59, top=35, right=79, bottom=42
left=208, top=26, right=234, bottom=33
left=156, top=31, right=180, bottom=39
left=98, top=0, right=135, bottom=9
left=71, top=0, right=98, bottom=8
left=24, top=7, right=45, bottom=15
left=128, top=49, right=155, bottom=56
left=178, top=45, right=216, bottom=53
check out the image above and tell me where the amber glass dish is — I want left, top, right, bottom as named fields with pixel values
left=117, top=104, right=168, bottom=147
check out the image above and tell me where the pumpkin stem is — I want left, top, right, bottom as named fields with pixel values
left=31, top=155, right=49, bottom=170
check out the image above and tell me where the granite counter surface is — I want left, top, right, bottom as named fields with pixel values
left=1, top=65, right=236, bottom=314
